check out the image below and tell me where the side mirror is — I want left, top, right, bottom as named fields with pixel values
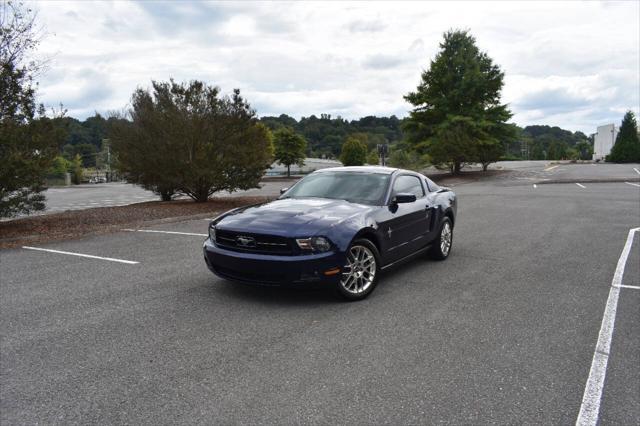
left=280, top=187, right=289, bottom=195
left=392, top=193, right=417, bottom=204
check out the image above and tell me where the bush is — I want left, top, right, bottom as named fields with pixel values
left=49, top=156, right=71, bottom=178
left=340, top=136, right=367, bottom=166
left=110, top=80, right=274, bottom=202
left=388, top=149, right=427, bottom=171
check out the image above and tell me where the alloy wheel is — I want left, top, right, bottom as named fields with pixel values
left=340, top=245, right=376, bottom=294
left=440, top=222, right=452, bottom=256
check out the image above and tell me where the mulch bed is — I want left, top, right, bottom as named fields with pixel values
left=0, top=196, right=274, bottom=249
left=429, top=169, right=509, bottom=186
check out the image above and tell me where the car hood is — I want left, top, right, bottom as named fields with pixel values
left=215, top=198, right=374, bottom=237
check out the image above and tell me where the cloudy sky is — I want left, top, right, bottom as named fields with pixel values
left=34, top=0, right=639, bottom=133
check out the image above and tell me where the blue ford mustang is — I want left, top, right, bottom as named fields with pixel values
left=203, top=166, right=457, bottom=300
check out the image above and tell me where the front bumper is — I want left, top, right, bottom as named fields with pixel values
left=203, top=238, right=344, bottom=286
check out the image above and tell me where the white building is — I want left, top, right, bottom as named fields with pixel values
left=592, top=123, right=618, bottom=161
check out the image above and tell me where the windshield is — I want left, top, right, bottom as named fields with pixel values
left=282, top=172, right=390, bottom=205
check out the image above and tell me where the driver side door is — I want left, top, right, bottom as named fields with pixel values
left=381, top=174, right=430, bottom=262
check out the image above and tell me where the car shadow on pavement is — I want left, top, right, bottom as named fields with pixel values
left=199, top=279, right=342, bottom=306
left=193, top=255, right=440, bottom=306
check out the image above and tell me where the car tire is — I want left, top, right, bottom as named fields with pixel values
left=336, top=238, right=381, bottom=301
left=429, top=217, right=453, bottom=260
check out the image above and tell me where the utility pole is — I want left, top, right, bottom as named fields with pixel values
left=102, top=138, right=111, bottom=181
left=377, top=144, right=389, bottom=166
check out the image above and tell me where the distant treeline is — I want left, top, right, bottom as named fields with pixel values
left=259, top=114, right=404, bottom=158
left=54, top=115, right=128, bottom=167
left=58, top=113, right=593, bottom=166
left=260, top=114, right=593, bottom=161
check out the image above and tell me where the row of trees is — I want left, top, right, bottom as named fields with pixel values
left=2, top=2, right=637, bottom=217
left=261, top=114, right=402, bottom=159
left=261, top=30, right=602, bottom=171
left=47, top=109, right=598, bottom=172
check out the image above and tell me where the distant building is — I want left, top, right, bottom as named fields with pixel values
left=592, top=123, right=618, bottom=161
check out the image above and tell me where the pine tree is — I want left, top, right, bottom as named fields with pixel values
left=607, top=111, right=640, bottom=163
left=404, top=30, right=513, bottom=173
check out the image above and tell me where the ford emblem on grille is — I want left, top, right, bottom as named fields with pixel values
left=236, top=236, right=256, bottom=247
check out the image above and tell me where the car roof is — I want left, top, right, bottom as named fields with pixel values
left=314, top=166, right=400, bottom=175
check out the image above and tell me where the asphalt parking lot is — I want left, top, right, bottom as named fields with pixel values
left=1, top=168, right=639, bottom=424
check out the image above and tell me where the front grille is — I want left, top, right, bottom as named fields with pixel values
left=215, top=229, right=293, bottom=255
left=214, top=265, right=286, bottom=285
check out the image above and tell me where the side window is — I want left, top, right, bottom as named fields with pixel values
left=425, top=177, right=440, bottom=192
left=392, top=175, right=424, bottom=198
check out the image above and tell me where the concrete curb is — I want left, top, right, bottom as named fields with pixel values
left=535, top=178, right=640, bottom=185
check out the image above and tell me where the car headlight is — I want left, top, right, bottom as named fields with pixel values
left=296, top=236, right=332, bottom=252
left=209, top=224, right=216, bottom=241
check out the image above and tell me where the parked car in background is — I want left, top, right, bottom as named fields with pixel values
left=203, top=166, right=457, bottom=300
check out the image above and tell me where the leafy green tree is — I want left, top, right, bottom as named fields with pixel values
left=70, top=154, right=83, bottom=184
left=388, top=148, right=426, bottom=171
left=110, top=80, right=273, bottom=202
left=575, top=140, right=593, bottom=160
left=62, top=142, right=97, bottom=167
left=366, top=150, right=379, bottom=165
left=0, top=1, right=66, bottom=217
left=404, top=30, right=513, bottom=173
left=424, top=118, right=476, bottom=173
left=530, top=141, right=545, bottom=160
left=565, top=147, right=579, bottom=161
left=49, top=156, right=71, bottom=177
left=607, top=111, right=640, bottom=163
left=476, top=139, right=504, bottom=171
left=547, top=140, right=568, bottom=160
left=340, top=136, right=367, bottom=166
left=273, top=127, right=306, bottom=177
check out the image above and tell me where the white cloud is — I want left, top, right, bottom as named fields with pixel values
left=32, top=0, right=639, bottom=133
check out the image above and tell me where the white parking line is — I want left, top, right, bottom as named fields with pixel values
left=545, top=165, right=560, bottom=171
left=576, top=183, right=586, bottom=189
left=122, top=229, right=208, bottom=237
left=624, top=182, right=640, bottom=188
left=613, top=284, right=640, bottom=290
left=576, top=227, right=640, bottom=426
left=633, top=167, right=640, bottom=175
left=22, top=246, right=139, bottom=264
